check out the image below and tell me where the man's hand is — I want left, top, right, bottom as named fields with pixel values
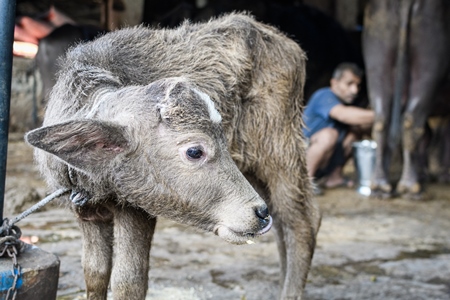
left=329, top=104, right=375, bottom=126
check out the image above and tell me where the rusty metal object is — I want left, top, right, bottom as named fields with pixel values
left=0, top=243, right=60, bottom=300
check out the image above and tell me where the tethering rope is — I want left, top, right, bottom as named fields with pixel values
left=0, top=188, right=70, bottom=236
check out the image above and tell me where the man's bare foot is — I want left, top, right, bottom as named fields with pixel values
left=324, top=177, right=354, bottom=189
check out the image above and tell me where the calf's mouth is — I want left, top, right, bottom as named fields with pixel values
left=213, top=215, right=273, bottom=245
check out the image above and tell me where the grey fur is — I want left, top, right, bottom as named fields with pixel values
left=25, top=13, right=320, bottom=300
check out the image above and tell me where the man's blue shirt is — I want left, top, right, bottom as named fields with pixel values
left=303, top=87, right=345, bottom=138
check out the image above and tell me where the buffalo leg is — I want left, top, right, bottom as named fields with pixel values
left=396, top=1, right=450, bottom=198
left=370, top=114, right=394, bottom=197
left=398, top=110, right=435, bottom=197
left=111, top=206, right=156, bottom=300
left=366, top=57, right=395, bottom=198
left=363, top=8, right=399, bottom=196
left=396, top=113, right=424, bottom=196
left=77, top=205, right=114, bottom=300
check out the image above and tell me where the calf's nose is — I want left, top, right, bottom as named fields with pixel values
left=255, top=205, right=270, bottom=220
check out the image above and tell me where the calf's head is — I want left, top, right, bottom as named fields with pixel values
left=25, top=77, right=272, bottom=244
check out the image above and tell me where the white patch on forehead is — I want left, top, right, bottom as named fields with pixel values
left=193, top=88, right=222, bottom=123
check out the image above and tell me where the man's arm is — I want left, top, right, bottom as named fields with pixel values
left=329, top=104, right=375, bottom=126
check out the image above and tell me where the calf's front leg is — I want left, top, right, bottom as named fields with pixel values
left=111, top=205, right=156, bottom=300
left=77, top=205, right=114, bottom=300
left=270, top=178, right=321, bottom=300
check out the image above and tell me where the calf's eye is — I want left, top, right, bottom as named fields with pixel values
left=186, top=147, right=203, bottom=160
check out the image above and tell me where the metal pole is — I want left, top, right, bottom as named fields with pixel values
left=0, top=0, right=17, bottom=222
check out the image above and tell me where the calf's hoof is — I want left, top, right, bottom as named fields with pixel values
left=70, top=189, right=91, bottom=206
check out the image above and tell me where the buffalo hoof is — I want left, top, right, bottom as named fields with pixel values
left=396, top=182, right=425, bottom=200
left=370, top=181, right=392, bottom=199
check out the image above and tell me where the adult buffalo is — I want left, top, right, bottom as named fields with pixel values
left=363, top=0, right=450, bottom=198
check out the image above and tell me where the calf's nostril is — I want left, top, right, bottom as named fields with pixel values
left=255, top=206, right=269, bottom=220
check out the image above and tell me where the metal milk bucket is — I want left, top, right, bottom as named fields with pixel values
left=352, top=140, right=377, bottom=196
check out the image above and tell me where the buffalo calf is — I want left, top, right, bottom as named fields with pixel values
left=26, top=13, right=320, bottom=299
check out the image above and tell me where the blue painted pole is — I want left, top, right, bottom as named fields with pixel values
left=0, top=0, right=17, bottom=223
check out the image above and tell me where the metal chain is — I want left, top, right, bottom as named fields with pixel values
left=1, top=230, right=22, bottom=300
left=4, top=244, right=21, bottom=300
left=0, top=188, right=69, bottom=298
left=0, top=189, right=68, bottom=299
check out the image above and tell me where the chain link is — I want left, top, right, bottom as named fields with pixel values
left=4, top=245, right=21, bottom=300
left=0, top=188, right=69, bottom=299
left=1, top=224, right=22, bottom=300
left=0, top=188, right=69, bottom=298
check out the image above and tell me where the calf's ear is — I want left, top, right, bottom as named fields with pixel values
left=25, top=119, right=129, bottom=174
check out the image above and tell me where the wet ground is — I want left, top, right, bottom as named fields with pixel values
left=3, top=136, right=450, bottom=300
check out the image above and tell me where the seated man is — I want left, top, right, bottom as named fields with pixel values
left=304, top=62, right=374, bottom=194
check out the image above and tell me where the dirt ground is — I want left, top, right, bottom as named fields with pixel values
left=3, top=136, right=450, bottom=300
